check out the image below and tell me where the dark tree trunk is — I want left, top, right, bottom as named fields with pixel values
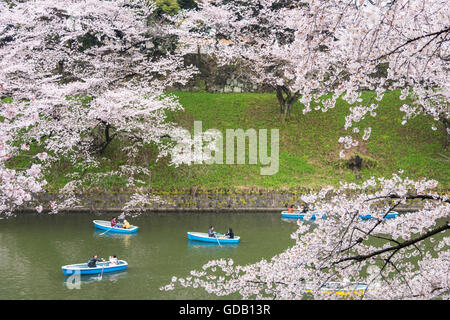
left=348, top=155, right=362, bottom=180
left=95, top=120, right=116, bottom=154
left=275, top=85, right=300, bottom=121
left=100, top=123, right=115, bottom=154
left=439, top=115, right=450, bottom=147
left=105, top=124, right=111, bottom=143
left=57, top=60, right=64, bottom=74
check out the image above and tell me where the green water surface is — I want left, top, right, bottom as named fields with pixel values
left=0, top=212, right=297, bottom=299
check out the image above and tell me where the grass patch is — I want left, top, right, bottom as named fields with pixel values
left=5, top=91, right=450, bottom=191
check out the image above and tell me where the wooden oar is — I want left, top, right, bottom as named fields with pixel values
left=100, top=228, right=113, bottom=235
left=98, top=261, right=106, bottom=280
left=100, top=224, right=119, bottom=235
left=214, top=232, right=222, bottom=247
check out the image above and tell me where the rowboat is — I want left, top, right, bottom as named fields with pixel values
left=187, top=232, right=240, bottom=244
left=321, top=281, right=368, bottom=294
left=187, top=240, right=239, bottom=248
left=306, top=282, right=369, bottom=296
left=281, top=211, right=398, bottom=221
left=61, top=260, right=128, bottom=276
left=281, top=210, right=326, bottom=220
left=93, top=220, right=138, bottom=234
left=359, top=211, right=398, bottom=220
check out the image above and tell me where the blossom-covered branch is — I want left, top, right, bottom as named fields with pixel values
left=162, top=174, right=449, bottom=299
left=0, top=0, right=201, bottom=215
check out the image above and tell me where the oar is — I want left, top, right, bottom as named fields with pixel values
left=100, top=228, right=112, bottom=235
left=100, top=224, right=118, bottom=235
left=98, top=261, right=105, bottom=280
left=214, top=232, right=222, bottom=247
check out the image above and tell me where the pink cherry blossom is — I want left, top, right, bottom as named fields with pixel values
left=0, top=0, right=200, bottom=216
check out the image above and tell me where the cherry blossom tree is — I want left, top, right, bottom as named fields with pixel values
left=161, top=0, right=450, bottom=300
left=162, top=173, right=449, bottom=299
left=172, top=0, right=449, bottom=147
left=171, top=0, right=342, bottom=119
left=0, top=0, right=203, bottom=215
left=331, top=0, right=450, bottom=148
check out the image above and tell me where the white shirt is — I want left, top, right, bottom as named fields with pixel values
left=109, top=257, right=119, bottom=265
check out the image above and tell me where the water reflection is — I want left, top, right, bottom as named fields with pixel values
left=1, top=212, right=297, bottom=299
left=281, top=218, right=317, bottom=224
left=187, top=240, right=239, bottom=248
left=93, top=230, right=137, bottom=247
left=63, top=270, right=128, bottom=289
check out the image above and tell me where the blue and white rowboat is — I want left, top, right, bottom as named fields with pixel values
left=360, top=211, right=398, bottom=220
left=187, top=232, right=240, bottom=244
left=281, top=210, right=326, bottom=220
left=93, top=220, right=138, bottom=234
left=281, top=211, right=398, bottom=221
left=61, top=260, right=128, bottom=276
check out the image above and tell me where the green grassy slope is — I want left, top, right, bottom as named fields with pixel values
left=151, top=90, right=449, bottom=190
left=5, top=90, right=449, bottom=191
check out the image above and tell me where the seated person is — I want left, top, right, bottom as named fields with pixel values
left=122, top=219, right=130, bottom=229
left=87, top=254, right=104, bottom=268
left=109, top=255, right=119, bottom=265
left=287, top=205, right=295, bottom=214
left=225, top=228, right=234, bottom=239
left=208, top=226, right=215, bottom=237
left=111, top=217, right=119, bottom=227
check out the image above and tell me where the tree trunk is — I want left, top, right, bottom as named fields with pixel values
left=349, top=155, right=362, bottom=180
left=276, top=85, right=300, bottom=121
left=105, top=123, right=111, bottom=143
left=95, top=121, right=116, bottom=154
left=440, top=115, right=450, bottom=147
left=57, top=60, right=64, bottom=74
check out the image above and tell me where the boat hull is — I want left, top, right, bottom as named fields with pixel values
left=61, top=260, right=128, bottom=276
left=187, top=232, right=240, bottom=244
left=281, top=211, right=326, bottom=220
left=281, top=211, right=398, bottom=220
left=306, top=282, right=369, bottom=296
left=359, top=211, right=398, bottom=220
left=93, top=220, right=138, bottom=234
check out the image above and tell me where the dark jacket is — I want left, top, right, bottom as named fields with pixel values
left=88, top=257, right=102, bottom=268
left=225, top=231, right=234, bottom=239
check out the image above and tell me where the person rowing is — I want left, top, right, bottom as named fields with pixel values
left=87, top=254, right=105, bottom=268
left=111, top=217, right=119, bottom=228
left=287, top=205, right=295, bottom=214
left=208, top=225, right=215, bottom=237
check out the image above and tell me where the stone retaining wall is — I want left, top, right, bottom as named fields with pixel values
left=16, top=189, right=435, bottom=214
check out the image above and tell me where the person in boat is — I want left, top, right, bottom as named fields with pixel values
left=88, top=254, right=104, bottom=268
left=299, top=204, right=308, bottom=213
left=225, top=228, right=234, bottom=239
left=287, top=205, right=295, bottom=214
left=208, top=226, right=215, bottom=237
left=122, top=219, right=130, bottom=229
left=111, top=217, right=119, bottom=228
left=109, top=255, right=119, bottom=265
left=115, top=216, right=125, bottom=227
